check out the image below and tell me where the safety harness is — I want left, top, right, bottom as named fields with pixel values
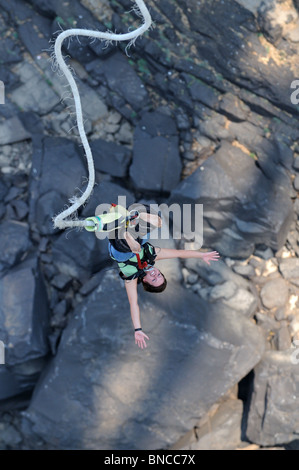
left=110, top=242, right=157, bottom=281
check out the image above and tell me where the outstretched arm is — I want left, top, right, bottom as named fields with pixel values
left=155, top=248, right=220, bottom=265
left=125, top=278, right=149, bottom=349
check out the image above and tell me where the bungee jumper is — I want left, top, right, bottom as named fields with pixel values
left=50, top=0, right=220, bottom=349
left=86, top=202, right=219, bottom=349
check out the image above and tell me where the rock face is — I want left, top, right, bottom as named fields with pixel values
left=0, top=255, right=50, bottom=402
left=90, top=139, right=131, bottom=178
left=172, top=398, right=244, bottom=451
left=279, top=258, right=299, bottom=286
left=130, top=112, right=182, bottom=193
left=246, top=350, right=299, bottom=446
left=23, top=258, right=265, bottom=450
left=260, top=278, right=289, bottom=309
left=0, top=221, right=31, bottom=271
left=170, top=142, right=293, bottom=257
left=29, top=137, right=88, bottom=234
left=0, top=0, right=299, bottom=451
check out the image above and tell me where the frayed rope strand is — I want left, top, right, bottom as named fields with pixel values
left=52, top=0, right=152, bottom=230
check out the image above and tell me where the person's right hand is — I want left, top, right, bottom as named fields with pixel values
left=135, top=331, right=149, bottom=349
left=201, top=251, right=220, bottom=265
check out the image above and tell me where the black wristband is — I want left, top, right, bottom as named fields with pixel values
left=134, top=328, right=142, bottom=332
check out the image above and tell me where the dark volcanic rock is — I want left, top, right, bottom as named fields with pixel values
left=26, top=0, right=56, bottom=18
left=51, top=229, right=109, bottom=281
left=279, top=257, right=299, bottom=286
left=27, top=0, right=98, bottom=23
left=86, top=52, right=150, bottom=112
left=130, top=111, right=182, bottom=193
left=22, top=255, right=265, bottom=450
left=176, top=398, right=244, bottom=450
left=1, top=0, right=299, bottom=449
left=0, top=221, right=31, bottom=271
left=179, top=0, right=299, bottom=114
left=60, top=33, right=97, bottom=64
left=182, top=73, right=220, bottom=109
left=0, top=255, right=50, bottom=368
left=260, top=277, right=289, bottom=310
left=35, top=190, right=67, bottom=235
left=90, top=139, right=131, bottom=178
left=10, top=199, right=29, bottom=220
left=18, top=19, right=51, bottom=58
left=257, top=1, right=284, bottom=45
left=29, top=136, right=87, bottom=232
left=0, top=116, right=31, bottom=146
left=170, top=142, right=293, bottom=257
left=246, top=350, right=299, bottom=446
left=0, top=37, right=22, bottom=64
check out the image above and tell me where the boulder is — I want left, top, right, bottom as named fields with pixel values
left=0, top=221, right=31, bottom=271
left=0, top=116, right=31, bottom=145
left=0, top=37, right=22, bottom=64
left=279, top=258, right=299, bottom=286
left=294, top=175, right=299, bottom=191
left=18, top=18, right=51, bottom=58
left=170, top=142, right=293, bottom=257
left=62, top=35, right=97, bottom=64
left=36, top=55, right=108, bottom=124
left=90, top=139, right=131, bottom=178
left=51, top=228, right=109, bottom=281
left=35, top=190, right=68, bottom=235
left=81, top=180, right=135, bottom=219
left=0, top=254, right=50, bottom=405
left=86, top=52, right=149, bottom=112
left=0, top=67, right=19, bottom=95
left=0, top=357, right=48, bottom=406
left=257, top=0, right=298, bottom=45
left=137, top=111, right=178, bottom=137
left=10, top=62, right=61, bottom=116
left=218, top=92, right=249, bottom=122
left=0, top=254, right=50, bottom=366
left=184, top=258, right=250, bottom=288
left=29, top=136, right=87, bottom=232
left=180, top=0, right=299, bottom=114
left=246, top=350, right=299, bottom=446
left=0, top=368, right=25, bottom=402
left=22, top=256, right=265, bottom=450
left=172, top=398, right=244, bottom=450
left=260, top=277, right=289, bottom=310
left=182, top=73, right=220, bottom=109
left=25, top=0, right=56, bottom=18
left=185, top=258, right=258, bottom=317
left=130, top=112, right=182, bottom=193
left=0, top=181, right=8, bottom=201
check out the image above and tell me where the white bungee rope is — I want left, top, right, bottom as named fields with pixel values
left=52, top=0, right=152, bottom=230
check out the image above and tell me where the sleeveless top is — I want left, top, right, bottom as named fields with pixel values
left=109, top=242, right=157, bottom=281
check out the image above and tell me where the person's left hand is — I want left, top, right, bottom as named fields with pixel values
left=135, top=331, right=149, bottom=349
left=201, top=251, right=220, bottom=265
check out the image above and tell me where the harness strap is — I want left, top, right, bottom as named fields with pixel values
left=110, top=241, right=157, bottom=281
left=136, top=253, right=148, bottom=270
